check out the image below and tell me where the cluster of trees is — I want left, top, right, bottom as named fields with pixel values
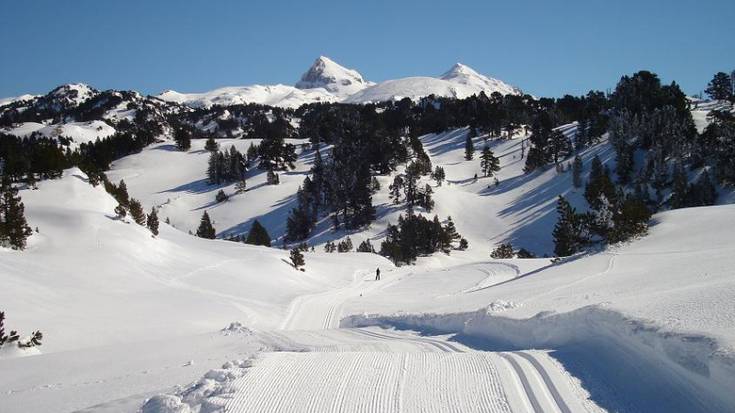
left=379, top=214, right=467, bottom=265
left=389, top=161, right=435, bottom=213
left=704, top=71, right=735, bottom=102
left=207, top=145, right=248, bottom=185
left=0, top=311, right=42, bottom=350
left=323, top=237, right=354, bottom=253
left=553, top=156, right=651, bottom=256
left=100, top=177, right=159, bottom=236
left=490, top=243, right=535, bottom=259
left=223, top=220, right=273, bottom=247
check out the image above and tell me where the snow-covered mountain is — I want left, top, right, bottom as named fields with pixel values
left=156, top=57, right=521, bottom=109
left=344, top=63, right=521, bottom=104
left=295, top=56, right=374, bottom=98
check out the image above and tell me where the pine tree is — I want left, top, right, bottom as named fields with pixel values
left=215, top=190, right=228, bottom=203
left=174, top=128, right=191, bottom=151
left=115, top=204, right=127, bottom=219
left=705, top=72, right=734, bottom=101
left=550, top=129, right=571, bottom=165
left=389, top=174, right=404, bottom=204
left=572, top=155, right=583, bottom=188
left=670, top=162, right=689, bottom=209
left=204, top=137, right=219, bottom=152
left=290, top=248, right=305, bottom=270
left=464, top=130, right=475, bottom=160
left=116, top=180, right=129, bottom=207
left=491, top=243, right=514, bottom=258
left=432, top=166, right=446, bottom=186
left=196, top=211, right=216, bottom=239
left=0, top=176, right=32, bottom=250
left=245, top=220, right=271, bottom=247
left=552, top=196, right=584, bottom=257
left=128, top=198, right=146, bottom=225
left=147, top=207, right=159, bottom=236
left=357, top=239, right=375, bottom=253
left=480, top=146, right=500, bottom=177
left=0, top=311, right=19, bottom=347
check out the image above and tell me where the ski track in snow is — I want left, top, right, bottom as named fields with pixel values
left=215, top=265, right=591, bottom=412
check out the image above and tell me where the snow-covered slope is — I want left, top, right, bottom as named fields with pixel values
left=0, top=94, right=38, bottom=107
left=0, top=168, right=388, bottom=355
left=158, top=84, right=337, bottom=109
left=344, top=63, right=521, bottom=104
left=1, top=120, right=116, bottom=146
left=157, top=57, right=520, bottom=109
left=295, top=56, right=373, bottom=98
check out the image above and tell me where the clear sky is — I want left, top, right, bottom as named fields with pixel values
left=1, top=0, right=733, bottom=99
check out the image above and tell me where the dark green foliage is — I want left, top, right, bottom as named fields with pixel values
left=357, top=239, right=375, bottom=253
left=196, top=211, right=216, bottom=239
left=128, top=198, right=146, bottom=225
left=524, top=112, right=554, bottom=172
left=552, top=196, right=587, bottom=257
left=215, top=190, right=228, bottom=203
left=245, top=220, right=271, bottom=247
left=572, top=155, right=583, bottom=188
left=323, top=241, right=336, bottom=253
left=0, top=311, right=41, bottom=349
left=464, top=129, right=475, bottom=160
left=379, top=214, right=464, bottom=265
left=174, top=127, right=191, bottom=151
left=458, top=238, right=468, bottom=250
left=516, top=248, right=536, bottom=258
left=480, top=146, right=500, bottom=177
left=204, top=137, right=219, bottom=152
left=491, top=243, right=514, bottom=259
left=705, top=72, right=734, bottom=101
left=584, top=156, right=617, bottom=209
left=114, top=204, right=126, bottom=218
left=147, top=207, right=159, bottom=236
left=432, top=166, right=446, bottom=186
left=337, top=237, right=353, bottom=253
left=207, top=146, right=246, bottom=185
left=290, top=248, right=305, bottom=270
left=0, top=176, right=33, bottom=250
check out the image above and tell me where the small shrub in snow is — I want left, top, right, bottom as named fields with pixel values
left=491, top=243, right=514, bottom=259
left=215, top=190, right=228, bottom=203
left=290, top=248, right=305, bottom=271
left=0, top=311, right=42, bottom=350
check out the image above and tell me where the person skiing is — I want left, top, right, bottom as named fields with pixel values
left=375, top=267, right=381, bottom=281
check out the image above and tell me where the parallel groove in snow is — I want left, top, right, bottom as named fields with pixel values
left=225, top=351, right=514, bottom=413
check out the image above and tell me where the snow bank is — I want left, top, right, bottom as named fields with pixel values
left=343, top=305, right=735, bottom=412
left=141, top=358, right=254, bottom=413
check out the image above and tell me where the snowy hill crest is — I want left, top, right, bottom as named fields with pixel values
left=295, top=56, right=372, bottom=98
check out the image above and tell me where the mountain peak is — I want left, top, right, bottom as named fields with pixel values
left=295, top=56, right=371, bottom=97
left=440, top=63, right=482, bottom=80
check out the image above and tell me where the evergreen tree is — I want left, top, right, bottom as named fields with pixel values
left=479, top=146, right=500, bottom=177
left=572, top=155, right=583, bottom=188
left=670, top=162, right=689, bottom=209
left=432, top=166, right=446, bottom=186
left=214, top=190, right=227, bottom=203
left=174, top=128, right=191, bottom=151
left=491, top=243, right=514, bottom=259
left=552, top=196, right=585, bottom=257
left=196, top=211, right=216, bottom=239
left=204, top=137, right=219, bottom=152
left=114, top=204, right=127, bottom=219
left=147, top=207, right=159, bottom=236
left=0, top=177, right=32, bottom=250
left=389, top=174, right=405, bottom=204
left=245, top=220, right=271, bottom=247
left=290, top=248, right=305, bottom=270
left=128, top=198, right=146, bottom=225
left=357, top=239, right=375, bottom=253
left=705, top=72, right=734, bottom=101
left=549, top=129, right=571, bottom=164
left=464, top=130, right=475, bottom=160
left=116, top=179, right=129, bottom=207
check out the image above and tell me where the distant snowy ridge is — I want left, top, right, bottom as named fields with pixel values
left=157, top=56, right=521, bottom=109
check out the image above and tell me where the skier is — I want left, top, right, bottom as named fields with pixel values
left=375, top=267, right=381, bottom=281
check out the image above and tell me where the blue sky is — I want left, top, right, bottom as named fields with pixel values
left=1, top=0, right=733, bottom=99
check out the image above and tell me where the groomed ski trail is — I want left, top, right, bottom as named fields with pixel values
left=220, top=262, right=593, bottom=413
